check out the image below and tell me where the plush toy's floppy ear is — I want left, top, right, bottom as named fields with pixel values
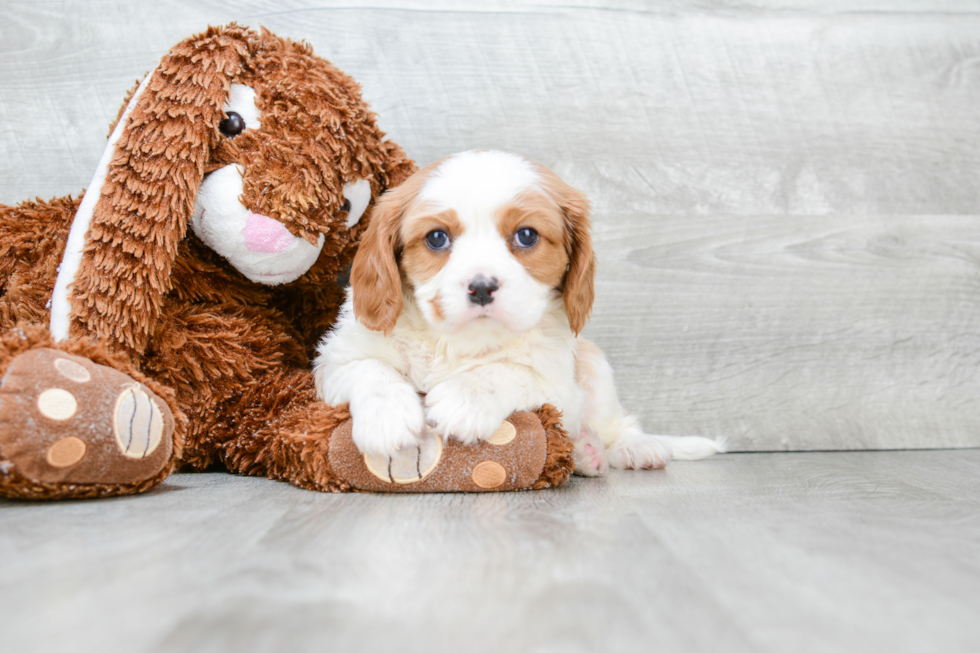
left=49, top=25, right=250, bottom=354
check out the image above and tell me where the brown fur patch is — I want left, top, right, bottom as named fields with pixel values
left=496, top=191, right=569, bottom=289
left=574, top=338, right=603, bottom=390
left=399, top=208, right=461, bottom=284
left=428, top=292, right=446, bottom=322
left=533, top=163, right=595, bottom=335
left=350, top=159, right=447, bottom=332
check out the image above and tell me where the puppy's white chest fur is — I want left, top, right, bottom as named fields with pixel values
left=321, top=293, right=583, bottom=423
left=396, top=297, right=577, bottom=396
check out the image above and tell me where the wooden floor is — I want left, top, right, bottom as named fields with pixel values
left=3, top=449, right=979, bottom=653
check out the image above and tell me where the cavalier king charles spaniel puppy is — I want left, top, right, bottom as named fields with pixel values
left=314, top=150, right=724, bottom=475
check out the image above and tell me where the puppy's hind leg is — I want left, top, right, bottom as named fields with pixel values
left=575, top=339, right=725, bottom=470
left=572, top=427, right=609, bottom=476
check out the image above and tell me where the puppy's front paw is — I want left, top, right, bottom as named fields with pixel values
left=607, top=433, right=672, bottom=470
left=573, top=429, right=609, bottom=476
left=424, top=375, right=511, bottom=445
left=351, top=382, right=425, bottom=457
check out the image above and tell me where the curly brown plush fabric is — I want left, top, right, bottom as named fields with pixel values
left=0, top=25, right=414, bottom=498
left=70, top=26, right=414, bottom=356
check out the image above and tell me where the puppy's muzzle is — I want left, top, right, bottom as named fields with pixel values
left=467, top=275, right=499, bottom=306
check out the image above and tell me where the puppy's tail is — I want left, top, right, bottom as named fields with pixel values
left=656, top=434, right=728, bottom=460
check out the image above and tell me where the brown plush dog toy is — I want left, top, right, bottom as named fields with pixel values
left=0, top=25, right=573, bottom=499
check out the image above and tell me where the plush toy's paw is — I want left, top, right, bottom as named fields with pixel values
left=424, top=375, right=513, bottom=446
left=351, top=380, right=425, bottom=458
left=0, top=348, right=175, bottom=499
left=573, top=429, right=609, bottom=476
left=607, top=433, right=672, bottom=470
left=329, top=409, right=572, bottom=492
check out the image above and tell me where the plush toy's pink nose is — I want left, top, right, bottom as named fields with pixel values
left=242, top=213, right=295, bottom=253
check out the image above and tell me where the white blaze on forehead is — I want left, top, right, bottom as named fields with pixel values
left=418, top=151, right=540, bottom=227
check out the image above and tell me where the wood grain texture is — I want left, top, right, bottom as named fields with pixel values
left=1, top=1, right=979, bottom=449
left=2, top=453, right=980, bottom=653
left=587, top=213, right=980, bottom=450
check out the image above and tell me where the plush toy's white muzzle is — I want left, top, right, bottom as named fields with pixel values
left=189, top=164, right=325, bottom=285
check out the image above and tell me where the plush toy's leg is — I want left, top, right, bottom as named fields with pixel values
left=317, top=404, right=575, bottom=493
left=219, top=368, right=353, bottom=492
left=0, top=326, right=183, bottom=500
left=218, top=368, right=576, bottom=494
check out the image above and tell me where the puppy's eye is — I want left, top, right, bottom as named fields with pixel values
left=514, top=227, right=539, bottom=248
left=425, top=230, right=450, bottom=251
left=340, top=199, right=351, bottom=213
left=219, top=112, right=246, bottom=138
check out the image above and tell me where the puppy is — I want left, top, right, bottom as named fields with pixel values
left=314, top=150, right=724, bottom=475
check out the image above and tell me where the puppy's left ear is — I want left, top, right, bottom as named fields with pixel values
left=542, top=170, right=595, bottom=335
left=349, top=186, right=407, bottom=333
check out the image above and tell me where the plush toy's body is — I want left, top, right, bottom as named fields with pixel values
left=0, top=25, right=574, bottom=499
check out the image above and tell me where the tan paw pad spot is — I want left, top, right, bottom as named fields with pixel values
left=54, top=358, right=91, bottom=383
left=37, top=388, right=78, bottom=420
left=46, top=437, right=87, bottom=468
left=472, top=460, right=507, bottom=489
left=114, top=385, right=165, bottom=459
left=486, top=421, right=516, bottom=446
left=364, top=431, right=443, bottom=484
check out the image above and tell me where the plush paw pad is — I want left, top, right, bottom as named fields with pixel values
left=114, top=385, right=166, bottom=459
left=363, top=429, right=443, bottom=484
left=0, top=348, right=174, bottom=487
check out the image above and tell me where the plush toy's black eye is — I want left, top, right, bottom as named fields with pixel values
left=340, top=199, right=351, bottom=213
left=425, top=230, right=450, bottom=251
left=219, top=112, right=246, bottom=137
left=514, top=227, right=539, bottom=248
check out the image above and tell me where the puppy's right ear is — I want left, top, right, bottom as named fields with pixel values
left=350, top=189, right=406, bottom=333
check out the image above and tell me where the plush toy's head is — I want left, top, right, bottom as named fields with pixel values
left=50, top=24, right=414, bottom=353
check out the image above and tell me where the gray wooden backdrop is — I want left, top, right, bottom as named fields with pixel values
left=2, top=0, right=978, bottom=451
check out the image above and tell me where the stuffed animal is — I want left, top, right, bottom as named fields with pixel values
left=0, top=25, right=574, bottom=499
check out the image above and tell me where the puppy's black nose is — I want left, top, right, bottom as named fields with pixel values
left=468, top=275, right=499, bottom=306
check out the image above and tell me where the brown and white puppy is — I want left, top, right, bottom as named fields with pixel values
left=314, top=150, right=724, bottom=474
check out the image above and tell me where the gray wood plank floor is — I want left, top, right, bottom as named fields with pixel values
left=3, top=450, right=979, bottom=653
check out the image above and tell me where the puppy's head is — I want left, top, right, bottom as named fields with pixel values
left=350, top=151, right=595, bottom=336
